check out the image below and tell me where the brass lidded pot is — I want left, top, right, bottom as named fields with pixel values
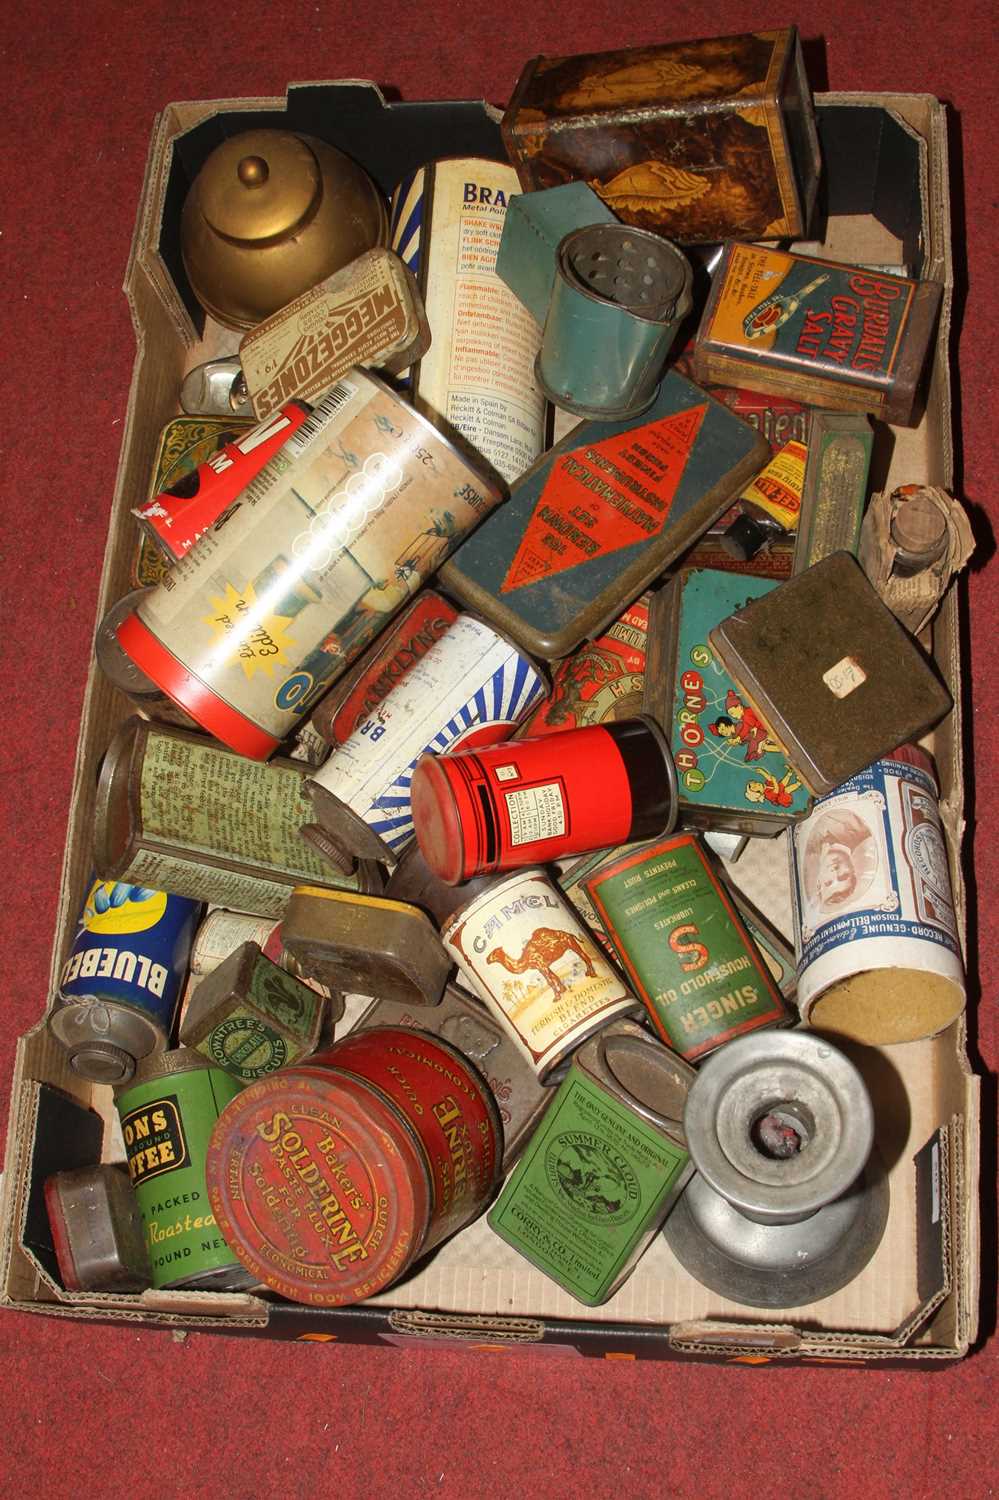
left=181, top=129, right=389, bottom=331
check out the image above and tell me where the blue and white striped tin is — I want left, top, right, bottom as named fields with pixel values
left=310, top=614, right=545, bottom=855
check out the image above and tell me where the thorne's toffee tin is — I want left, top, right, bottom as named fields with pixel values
left=585, top=834, right=786, bottom=1062
left=411, top=716, right=678, bottom=885
left=205, top=1026, right=502, bottom=1306
left=488, top=1019, right=694, bottom=1305
left=115, top=372, right=502, bottom=759
left=115, top=1048, right=254, bottom=1291
left=440, top=868, right=636, bottom=1077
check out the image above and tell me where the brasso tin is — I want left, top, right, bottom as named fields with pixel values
left=115, top=371, right=502, bottom=759
left=205, top=1026, right=502, bottom=1306
left=308, top=614, right=546, bottom=865
left=411, top=715, right=679, bottom=885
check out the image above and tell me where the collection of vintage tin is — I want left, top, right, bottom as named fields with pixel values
left=44, top=28, right=974, bottom=1317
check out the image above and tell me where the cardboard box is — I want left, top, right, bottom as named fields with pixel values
left=0, top=83, right=980, bottom=1363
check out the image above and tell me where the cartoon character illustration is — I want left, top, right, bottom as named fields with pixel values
left=709, top=688, right=782, bottom=762
left=486, top=928, right=597, bottom=999
left=745, top=768, right=802, bottom=807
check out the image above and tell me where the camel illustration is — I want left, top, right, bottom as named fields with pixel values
left=486, top=928, right=597, bottom=999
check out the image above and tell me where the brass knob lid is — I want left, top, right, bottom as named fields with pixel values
left=195, top=130, right=321, bottom=244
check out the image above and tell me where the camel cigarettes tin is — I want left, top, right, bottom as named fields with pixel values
left=495, top=181, right=617, bottom=325
left=439, top=369, right=769, bottom=661
left=793, top=413, right=874, bottom=573
left=308, top=614, right=545, bottom=865
left=115, top=1048, right=254, bottom=1291
left=281, top=887, right=451, bottom=1008
left=135, top=415, right=254, bottom=588
left=49, top=878, right=201, bottom=1086
left=240, top=249, right=430, bottom=419
left=412, top=716, right=679, bottom=885
left=520, top=594, right=649, bottom=735
left=94, top=717, right=379, bottom=919
left=708, top=552, right=953, bottom=796
left=205, top=1026, right=502, bottom=1306
left=180, top=941, right=324, bottom=1079
left=691, top=245, right=942, bottom=426
left=440, top=868, right=636, bottom=1077
left=643, top=570, right=813, bottom=834
left=488, top=1019, right=693, bottom=1304
left=115, top=372, right=502, bottom=759
left=44, top=1165, right=150, bottom=1293
left=309, top=589, right=458, bottom=749
left=390, top=157, right=546, bottom=484
left=351, top=983, right=551, bottom=1169
left=95, top=589, right=197, bottom=727
left=133, top=401, right=310, bottom=564
left=790, top=746, right=965, bottom=1044
left=585, top=834, right=786, bottom=1061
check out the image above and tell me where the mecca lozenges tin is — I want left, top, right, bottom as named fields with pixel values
left=205, top=1026, right=502, bottom=1306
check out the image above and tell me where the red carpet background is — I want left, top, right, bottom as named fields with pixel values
left=1, top=2, right=995, bottom=1495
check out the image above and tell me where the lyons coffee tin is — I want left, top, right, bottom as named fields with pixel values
left=391, top=157, right=547, bottom=484
left=49, top=878, right=201, bottom=1086
left=789, top=745, right=965, bottom=1043
left=94, top=717, right=380, bottom=919
left=411, top=716, right=679, bottom=886
left=487, top=1018, right=694, bottom=1305
left=440, top=868, right=636, bottom=1076
left=115, top=1048, right=254, bottom=1291
left=585, top=834, right=786, bottom=1061
left=205, top=1026, right=502, bottom=1306
left=520, top=594, right=649, bottom=736
left=308, top=614, right=546, bottom=865
left=115, top=371, right=502, bottom=759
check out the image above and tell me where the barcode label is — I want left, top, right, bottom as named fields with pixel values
left=286, top=378, right=361, bottom=454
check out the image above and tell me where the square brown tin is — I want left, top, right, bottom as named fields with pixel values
left=179, top=941, right=326, bottom=1081
left=281, top=886, right=451, bottom=1007
left=44, top=1165, right=150, bottom=1294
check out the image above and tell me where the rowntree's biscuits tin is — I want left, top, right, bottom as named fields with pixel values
left=585, top=834, right=786, bottom=1062
left=440, top=868, right=636, bottom=1077
left=115, top=371, right=502, bottom=760
left=94, top=718, right=381, bottom=919
left=49, top=878, right=201, bottom=1086
left=789, top=745, right=965, bottom=1044
left=411, top=716, right=678, bottom=886
left=308, top=589, right=458, bottom=749
left=205, top=1026, right=502, bottom=1306
left=520, top=595, right=649, bottom=735
left=308, top=614, right=546, bottom=866
left=487, top=1019, right=694, bottom=1305
left=391, top=157, right=547, bottom=484
left=115, top=1048, right=255, bottom=1291
left=180, top=941, right=325, bottom=1080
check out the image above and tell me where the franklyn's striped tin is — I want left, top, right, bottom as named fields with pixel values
left=308, top=614, right=545, bottom=865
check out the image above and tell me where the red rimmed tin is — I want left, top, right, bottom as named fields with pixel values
left=205, top=1026, right=502, bottom=1306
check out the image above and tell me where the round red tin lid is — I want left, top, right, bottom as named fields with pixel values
left=205, top=1069, right=431, bottom=1306
left=410, top=753, right=466, bottom=885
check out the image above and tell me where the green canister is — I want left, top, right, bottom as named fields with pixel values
left=585, top=833, right=786, bottom=1062
left=488, top=1019, right=693, bottom=1305
left=115, top=1047, right=255, bottom=1290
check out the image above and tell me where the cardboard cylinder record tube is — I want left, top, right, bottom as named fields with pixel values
left=410, top=715, right=679, bottom=885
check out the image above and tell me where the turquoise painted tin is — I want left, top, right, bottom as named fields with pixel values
left=495, top=182, right=616, bottom=326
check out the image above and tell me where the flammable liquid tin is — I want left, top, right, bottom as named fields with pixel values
left=115, top=371, right=502, bottom=760
left=308, top=613, right=546, bottom=865
left=49, top=878, right=201, bottom=1086
left=441, top=867, right=637, bottom=1077
left=585, top=834, right=787, bottom=1062
left=488, top=1018, right=694, bottom=1305
left=115, top=1048, right=256, bottom=1291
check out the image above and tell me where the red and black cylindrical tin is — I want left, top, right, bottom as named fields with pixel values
left=410, top=715, right=678, bottom=884
left=205, top=1025, right=502, bottom=1306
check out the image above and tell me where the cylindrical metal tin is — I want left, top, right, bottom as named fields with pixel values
left=411, top=715, right=679, bottom=885
left=488, top=1018, right=694, bottom=1304
left=95, top=589, right=198, bottom=727
left=789, top=745, right=965, bottom=1043
left=537, top=225, right=693, bottom=419
left=584, top=834, right=787, bottom=1062
left=49, top=878, right=201, bottom=1086
left=441, top=868, right=636, bottom=1077
left=115, top=1048, right=255, bottom=1291
left=44, top=1165, right=151, bottom=1293
left=190, top=911, right=281, bottom=976
left=384, top=841, right=496, bottom=929
left=205, top=1026, right=502, bottom=1306
left=115, top=371, right=503, bottom=759
left=519, top=594, right=649, bottom=736
left=94, top=717, right=380, bottom=919
left=390, top=157, right=547, bottom=484
left=308, top=614, right=546, bottom=865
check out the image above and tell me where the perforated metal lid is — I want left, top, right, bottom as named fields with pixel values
left=561, top=224, right=690, bottom=321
